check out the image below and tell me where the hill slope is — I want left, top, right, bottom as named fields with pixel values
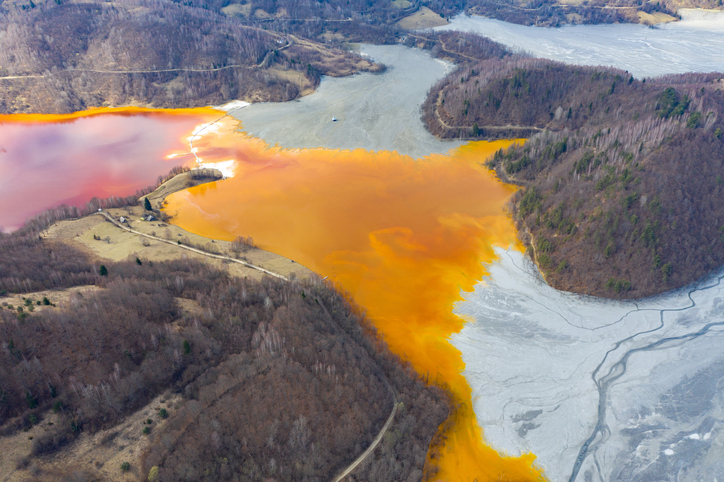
left=0, top=223, right=448, bottom=480
left=424, top=58, right=724, bottom=298
left=0, top=1, right=382, bottom=113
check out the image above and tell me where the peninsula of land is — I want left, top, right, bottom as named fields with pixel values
left=0, top=169, right=449, bottom=481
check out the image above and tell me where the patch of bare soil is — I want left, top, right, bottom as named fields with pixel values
left=637, top=10, right=677, bottom=24
left=396, top=7, right=449, bottom=30
left=0, top=393, right=181, bottom=482
left=0, top=285, right=101, bottom=321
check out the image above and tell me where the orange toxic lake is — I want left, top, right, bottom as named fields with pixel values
left=164, top=115, right=544, bottom=481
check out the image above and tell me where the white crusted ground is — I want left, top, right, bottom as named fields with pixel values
left=436, top=10, right=724, bottom=78
left=452, top=248, right=724, bottom=481
left=230, top=44, right=463, bottom=159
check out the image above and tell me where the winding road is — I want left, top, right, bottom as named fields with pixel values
left=432, top=90, right=544, bottom=137
left=332, top=400, right=399, bottom=482
left=95, top=211, right=288, bottom=280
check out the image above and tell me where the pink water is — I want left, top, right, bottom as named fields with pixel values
left=0, top=109, right=216, bottom=231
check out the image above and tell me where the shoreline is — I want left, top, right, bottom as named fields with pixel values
left=38, top=169, right=313, bottom=282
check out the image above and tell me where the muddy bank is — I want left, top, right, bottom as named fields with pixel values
left=230, top=44, right=464, bottom=159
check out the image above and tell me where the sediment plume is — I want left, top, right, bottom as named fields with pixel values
left=165, top=118, right=545, bottom=481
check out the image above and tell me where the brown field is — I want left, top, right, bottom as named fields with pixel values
left=637, top=10, right=678, bottom=24
left=0, top=393, right=181, bottom=482
left=0, top=285, right=102, bottom=321
left=396, top=7, right=449, bottom=29
left=220, top=3, right=252, bottom=17
left=38, top=170, right=311, bottom=281
left=43, top=206, right=312, bottom=282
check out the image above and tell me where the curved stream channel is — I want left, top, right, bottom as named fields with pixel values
left=454, top=249, right=724, bottom=481
left=570, top=269, right=724, bottom=481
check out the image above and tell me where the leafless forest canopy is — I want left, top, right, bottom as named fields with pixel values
left=0, top=229, right=449, bottom=481
left=1, top=0, right=723, bottom=112
left=0, top=0, right=384, bottom=113
left=424, top=56, right=724, bottom=298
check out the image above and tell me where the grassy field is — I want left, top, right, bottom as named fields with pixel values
left=0, top=392, right=181, bottom=482
left=396, top=7, right=449, bottom=29
left=42, top=172, right=312, bottom=281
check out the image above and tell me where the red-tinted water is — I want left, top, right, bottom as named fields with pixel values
left=0, top=108, right=218, bottom=231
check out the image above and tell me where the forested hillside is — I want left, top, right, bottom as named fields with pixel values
left=424, top=58, right=724, bottom=298
left=0, top=1, right=382, bottom=113
left=1, top=0, right=722, bottom=113
left=0, top=228, right=448, bottom=480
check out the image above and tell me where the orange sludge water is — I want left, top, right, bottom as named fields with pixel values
left=165, top=118, right=546, bottom=481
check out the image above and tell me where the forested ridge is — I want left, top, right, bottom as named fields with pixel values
left=1, top=0, right=722, bottom=113
left=0, top=0, right=384, bottom=113
left=423, top=57, right=724, bottom=298
left=0, top=228, right=448, bottom=480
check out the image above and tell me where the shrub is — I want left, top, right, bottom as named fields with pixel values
left=519, top=186, right=542, bottom=217
left=158, top=408, right=168, bottom=419
left=538, top=253, right=552, bottom=269
left=687, top=111, right=702, bottom=128
left=99, top=265, right=108, bottom=276
left=148, top=466, right=159, bottom=482
left=661, top=263, right=673, bottom=282
left=121, top=462, right=131, bottom=472
left=606, top=278, right=632, bottom=293
left=143, top=426, right=151, bottom=435
left=26, top=391, right=38, bottom=409
left=537, top=237, right=554, bottom=253
left=31, top=427, right=76, bottom=456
